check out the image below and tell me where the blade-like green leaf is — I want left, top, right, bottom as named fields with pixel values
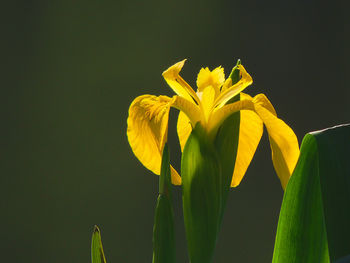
left=181, top=123, right=223, bottom=263
left=152, top=144, right=175, bottom=263
left=272, top=134, right=329, bottom=262
left=315, top=125, right=350, bottom=259
left=91, top=225, right=107, bottom=263
left=273, top=124, right=350, bottom=263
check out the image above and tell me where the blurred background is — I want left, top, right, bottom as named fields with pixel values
left=2, top=0, right=348, bottom=262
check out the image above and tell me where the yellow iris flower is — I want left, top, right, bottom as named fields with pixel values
left=127, top=60, right=299, bottom=189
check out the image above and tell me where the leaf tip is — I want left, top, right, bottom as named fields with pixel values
left=93, top=225, right=101, bottom=234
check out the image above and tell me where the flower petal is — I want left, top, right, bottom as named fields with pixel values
left=170, top=166, right=182, bottom=185
left=207, top=99, right=255, bottom=135
left=209, top=92, right=299, bottom=189
left=253, top=94, right=300, bottom=189
left=231, top=94, right=264, bottom=187
left=221, top=78, right=232, bottom=92
left=162, top=60, right=200, bottom=104
left=177, top=111, right=192, bottom=152
left=200, top=85, right=217, bottom=122
left=213, top=65, right=253, bottom=108
left=171, top=95, right=202, bottom=126
left=127, top=94, right=181, bottom=185
left=196, top=66, right=225, bottom=94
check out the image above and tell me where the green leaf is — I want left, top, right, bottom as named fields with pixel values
left=91, top=225, right=107, bottom=263
left=273, top=124, right=350, bottom=263
left=152, top=144, right=175, bottom=263
left=181, top=123, right=223, bottom=263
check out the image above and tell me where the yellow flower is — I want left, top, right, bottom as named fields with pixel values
left=127, top=60, right=299, bottom=189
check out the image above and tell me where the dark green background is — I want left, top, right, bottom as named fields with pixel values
left=2, top=1, right=348, bottom=262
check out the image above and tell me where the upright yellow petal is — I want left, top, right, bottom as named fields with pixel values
left=196, top=66, right=225, bottom=95
left=231, top=94, right=263, bottom=187
left=200, top=85, right=216, bottom=122
left=162, top=60, right=200, bottom=104
left=126, top=95, right=181, bottom=185
left=253, top=94, right=299, bottom=189
left=221, top=78, right=232, bottom=92
left=213, top=65, right=253, bottom=108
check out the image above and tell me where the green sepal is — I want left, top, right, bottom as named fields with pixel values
left=228, top=58, right=241, bottom=84
left=214, top=58, right=242, bottom=221
left=214, top=101, right=240, bottom=221
left=181, top=123, right=223, bottom=263
left=272, top=124, right=350, bottom=263
left=91, top=225, right=107, bottom=263
left=180, top=60, right=244, bottom=262
left=152, top=144, right=175, bottom=263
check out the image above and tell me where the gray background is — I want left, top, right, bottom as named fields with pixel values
left=2, top=0, right=348, bottom=262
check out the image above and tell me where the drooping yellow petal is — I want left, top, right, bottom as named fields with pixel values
left=207, top=99, right=255, bottom=135
left=162, top=59, right=200, bottom=104
left=208, top=92, right=299, bottom=189
left=252, top=94, right=299, bottom=189
left=231, top=94, right=263, bottom=187
left=196, top=66, right=225, bottom=95
left=213, top=65, right=253, bottom=108
left=253, top=93, right=277, bottom=116
left=126, top=95, right=181, bottom=185
left=177, top=111, right=192, bottom=152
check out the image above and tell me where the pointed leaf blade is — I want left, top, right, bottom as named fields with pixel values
left=273, top=124, right=350, bottom=263
left=91, top=225, right=107, bottom=263
left=152, top=144, right=175, bottom=263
